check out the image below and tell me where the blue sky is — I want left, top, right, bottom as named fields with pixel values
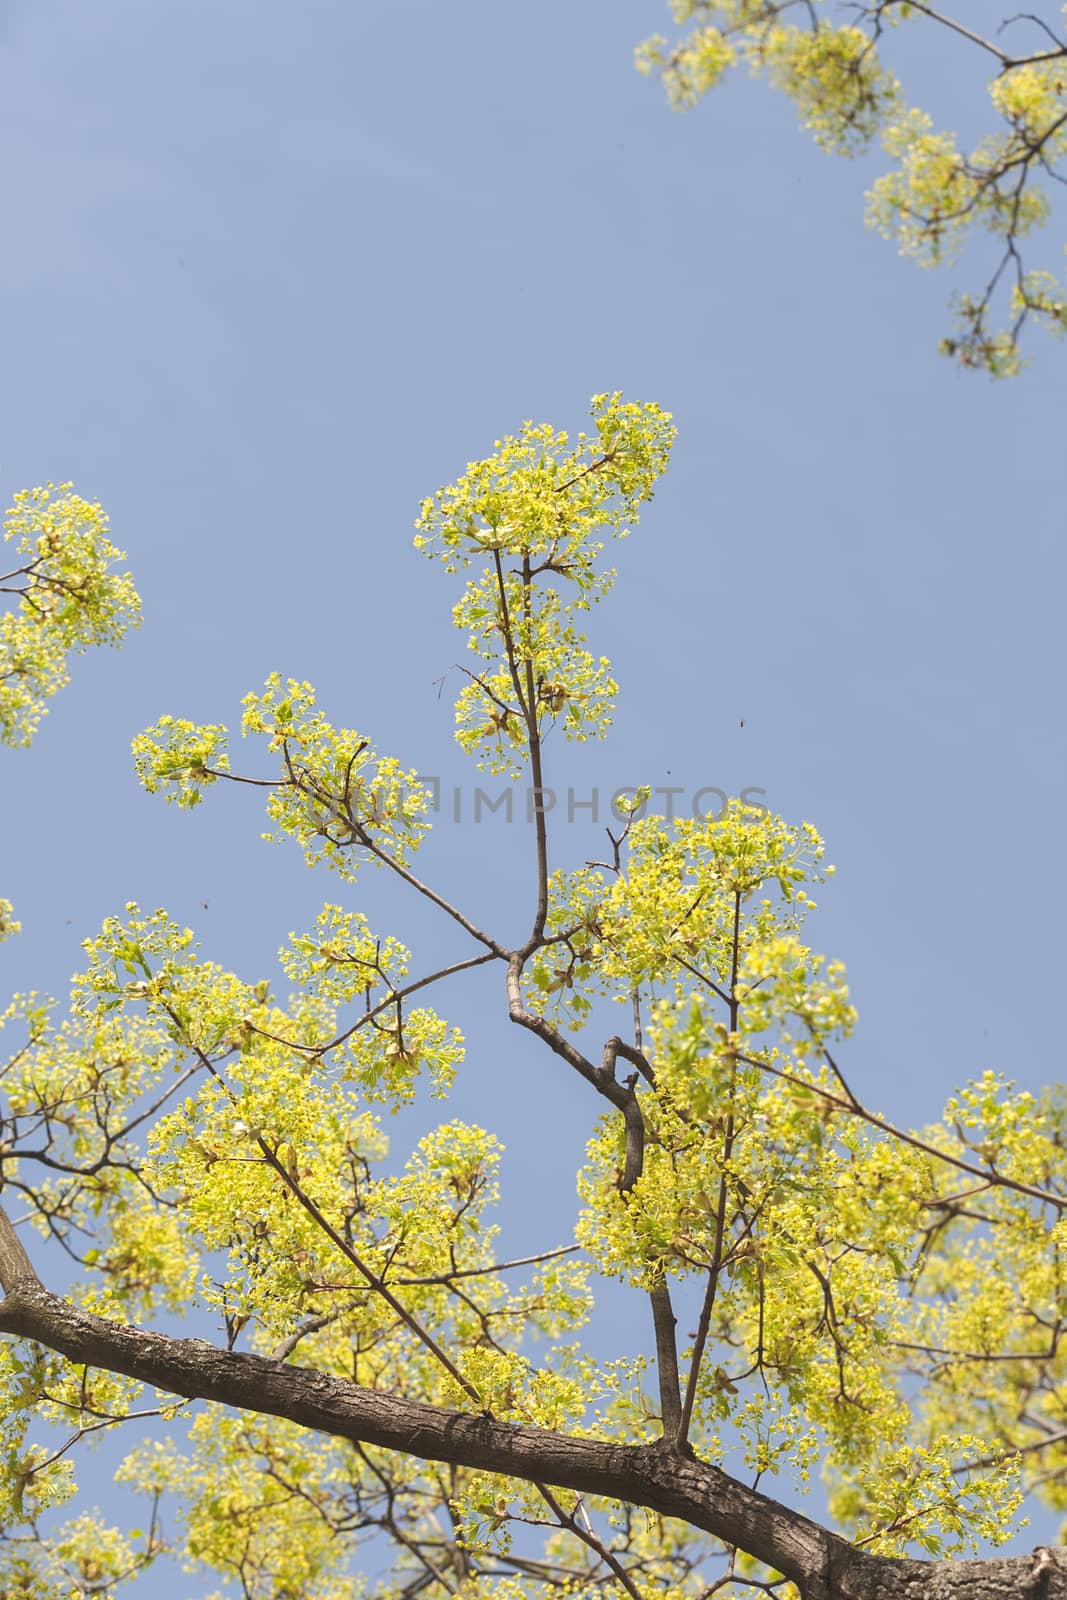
left=2, top=0, right=1065, bottom=1589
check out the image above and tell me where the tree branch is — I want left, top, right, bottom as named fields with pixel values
left=0, top=1270, right=1064, bottom=1598
left=0, top=1268, right=828, bottom=1590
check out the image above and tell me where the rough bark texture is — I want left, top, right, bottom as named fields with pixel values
left=0, top=1263, right=1063, bottom=1599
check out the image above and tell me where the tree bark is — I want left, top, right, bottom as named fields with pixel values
left=0, top=1270, right=1063, bottom=1599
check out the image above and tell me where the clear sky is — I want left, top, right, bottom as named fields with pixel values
left=2, top=1, right=1065, bottom=1590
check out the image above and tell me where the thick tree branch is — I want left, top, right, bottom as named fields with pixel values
left=3, top=1193, right=1067, bottom=1599
left=0, top=1271, right=1064, bottom=1599
left=0, top=1204, right=36, bottom=1287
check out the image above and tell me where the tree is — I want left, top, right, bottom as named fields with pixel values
left=636, top=0, right=1067, bottom=377
left=0, top=396, right=1065, bottom=1599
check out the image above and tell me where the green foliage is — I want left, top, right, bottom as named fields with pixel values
left=0, top=899, right=20, bottom=945
left=0, top=484, right=140, bottom=748
left=414, top=392, right=675, bottom=775
left=1, top=398, right=1064, bottom=1597
left=638, top=1, right=1067, bottom=374
left=134, top=675, right=435, bottom=879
